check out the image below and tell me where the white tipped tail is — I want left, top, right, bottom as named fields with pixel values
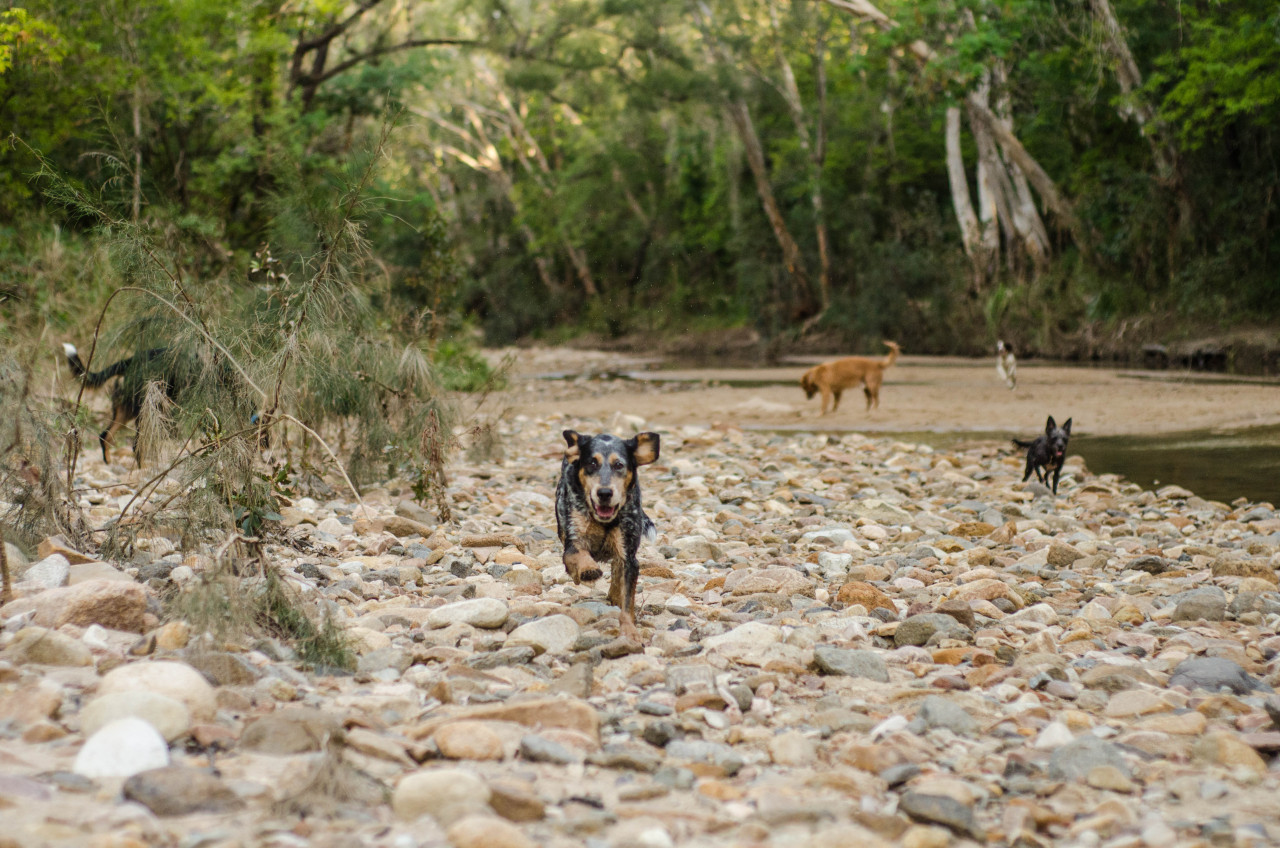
left=62, top=342, right=78, bottom=358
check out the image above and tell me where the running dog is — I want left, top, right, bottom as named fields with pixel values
left=1014, top=415, right=1072, bottom=494
left=63, top=343, right=180, bottom=464
left=555, top=430, right=660, bottom=645
left=996, top=340, right=1017, bottom=390
left=799, top=341, right=900, bottom=414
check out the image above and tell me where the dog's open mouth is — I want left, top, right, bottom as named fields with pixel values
left=592, top=503, right=618, bottom=521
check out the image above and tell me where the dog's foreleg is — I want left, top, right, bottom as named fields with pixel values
left=1051, top=467, right=1061, bottom=494
left=820, top=387, right=833, bottom=415
left=563, top=548, right=601, bottom=584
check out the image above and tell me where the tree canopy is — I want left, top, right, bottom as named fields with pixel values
left=4, top=0, right=1279, bottom=356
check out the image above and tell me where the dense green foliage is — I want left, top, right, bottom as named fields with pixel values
left=2, top=0, right=1279, bottom=357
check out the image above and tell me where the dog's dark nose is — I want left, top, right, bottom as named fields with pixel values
left=597, top=488, right=613, bottom=503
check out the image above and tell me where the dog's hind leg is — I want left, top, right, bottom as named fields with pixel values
left=616, top=555, right=641, bottom=644
left=1022, top=456, right=1035, bottom=483
left=607, top=558, right=625, bottom=610
left=864, top=374, right=881, bottom=410
left=831, top=389, right=842, bottom=412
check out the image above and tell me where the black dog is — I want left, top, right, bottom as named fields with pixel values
left=63, top=343, right=181, bottom=464
left=555, top=430, right=660, bottom=644
left=1014, top=415, right=1072, bottom=494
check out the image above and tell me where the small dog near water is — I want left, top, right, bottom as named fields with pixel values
left=996, top=340, right=1017, bottom=390
left=555, top=429, right=660, bottom=645
left=799, top=341, right=900, bottom=414
left=1014, top=415, right=1072, bottom=494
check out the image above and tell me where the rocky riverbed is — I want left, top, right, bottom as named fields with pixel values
left=3, top=356, right=1280, bottom=848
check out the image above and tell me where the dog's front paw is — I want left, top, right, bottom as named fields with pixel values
left=564, top=550, right=599, bottom=584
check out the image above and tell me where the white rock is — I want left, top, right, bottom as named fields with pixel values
left=703, top=622, right=782, bottom=652
left=1079, top=600, right=1112, bottom=620
left=316, top=517, right=348, bottom=536
left=506, top=615, right=580, bottom=655
left=871, top=714, right=909, bottom=740
left=393, top=768, right=491, bottom=825
left=1033, top=721, right=1075, bottom=750
left=73, top=717, right=170, bottom=778
left=802, top=526, right=858, bottom=545
left=21, top=554, right=70, bottom=589
left=664, top=594, right=694, bottom=615
left=82, top=624, right=111, bottom=650
left=1006, top=603, right=1059, bottom=626
left=96, top=661, right=217, bottom=721
left=818, top=552, right=854, bottom=580
left=427, top=598, right=509, bottom=630
left=80, top=691, right=193, bottom=742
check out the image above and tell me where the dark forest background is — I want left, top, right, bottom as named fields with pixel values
left=3, top=0, right=1279, bottom=362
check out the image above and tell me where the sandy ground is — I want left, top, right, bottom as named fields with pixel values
left=483, top=347, right=1280, bottom=439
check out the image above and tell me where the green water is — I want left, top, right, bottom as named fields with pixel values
left=855, top=427, right=1280, bottom=506
left=1070, top=427, right=1280, bottom=505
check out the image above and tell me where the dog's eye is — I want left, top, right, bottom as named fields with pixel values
left=585, top=460, right=599, bottom=472
left=612, top=460, right=625, bottom=471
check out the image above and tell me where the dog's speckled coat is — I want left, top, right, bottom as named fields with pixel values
left=555, top=430, right=659, bottom=644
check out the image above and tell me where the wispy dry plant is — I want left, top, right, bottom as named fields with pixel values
left=0, top=352, right=88, bottom=552
left=13, top=117, right=458, bottom=656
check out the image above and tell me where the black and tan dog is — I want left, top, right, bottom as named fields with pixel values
left=555, top=430, right=660, bottom=644
left=1014, top=415, right=1072, bottom=494
left=63, top=343, right=182, bottom=464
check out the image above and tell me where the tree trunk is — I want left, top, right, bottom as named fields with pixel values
left=945, top=107, right=984, bottom=269
left=991, top=63, right=1050, bottom=266
left=695, top=2, right=814, bottom=318
left=1087, top=0, right=1172, bottom=174
left=1087, top=0, right=1189, bottom=239
left=726, top=98, right=814, bottom=317
left=769, top=2, right=831, bottom=311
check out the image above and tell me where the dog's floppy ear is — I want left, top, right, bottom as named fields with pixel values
left=628, top=432, right=660, bottom=466
left=1045, top=415, right=1057, bottom=433
left=1062, top=418, right=1072, bottom=435
left=563, top=430, right=582, bottom=462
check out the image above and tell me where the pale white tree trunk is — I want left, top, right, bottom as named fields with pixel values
left=945, top=107, right=983, bottom=261
left=822, top=0, right=1083, bottom=248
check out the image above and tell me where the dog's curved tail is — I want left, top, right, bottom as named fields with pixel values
left=1012, top=437, right=1035, bottom=448
left=62, top=343, right=133, bottom=389
left=881, top=341, right=901, bottom=369
left=642, top=515, right=657, bottom=544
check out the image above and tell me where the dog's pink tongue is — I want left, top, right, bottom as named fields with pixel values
left=596, top=505, right=616, bottom=520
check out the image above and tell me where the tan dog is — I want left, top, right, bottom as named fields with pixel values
left=800, top=341, right=900, bottom=414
